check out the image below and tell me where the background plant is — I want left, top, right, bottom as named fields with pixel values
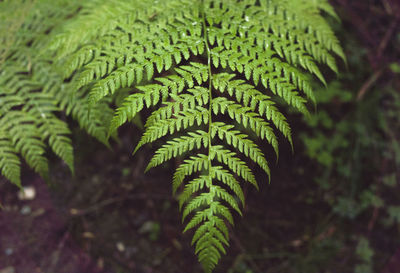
left=297, top=7, right=400, bottom=271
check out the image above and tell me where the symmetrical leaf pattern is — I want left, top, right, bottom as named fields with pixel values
left=0, top=0, right=343, bottom=271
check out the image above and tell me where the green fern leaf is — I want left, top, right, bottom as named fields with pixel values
left=57, top=1, right=344, bottom=271
left=1, top=0, right=344, bottom=272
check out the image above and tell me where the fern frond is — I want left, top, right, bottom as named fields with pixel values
left=213, top=73, right=293, bottom=145
left=211, top=122, right=271, bottom=179
left=210, top=166, right=245, bottom=206
left=0, top=0, right=113, bottom=184
left=109, top=63, right=209, bottom=134
left=56, top=1, right=343, bottom=271
left=108, top=83, right=167, bottom=134
left=134, top=106, right=209, bottom=154
left=146, top=130, right=209, bottom=171
left=1, top=111, right=49, bottom=179
left=211, top=97, right=278, bottom=156
left=144, top=86, right=209, bottom=129
left=0, top=136, right=21, bottom=186
left=210, top=145, right=258, bottom=189
left=0, top=0, right=344, bottom=271
left=173, top=154, right=209, bottom=194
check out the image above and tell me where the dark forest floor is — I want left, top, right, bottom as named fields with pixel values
left=0, top=127, right=399, bottom=273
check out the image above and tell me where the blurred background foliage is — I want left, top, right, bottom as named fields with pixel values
left=295, top=0, right=400, bottom=271
left=0, top=0, right=399, bottom=273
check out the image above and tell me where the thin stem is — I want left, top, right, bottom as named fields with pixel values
left=200, top=0, right=214, bottom=194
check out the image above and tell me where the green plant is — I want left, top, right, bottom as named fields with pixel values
left=355, top=237, right=374, bottom=273
left=0, top=0, right=344, bottom=271
left=298, top=20, right=400, bottom=271
left=0, top=0, right=113, bottom=185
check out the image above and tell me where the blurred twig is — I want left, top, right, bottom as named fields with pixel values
left=356, top=68, right=384, bottom=101
left=48, top=231, right=70, bottom=272
left=70, top=193, right=172, bottom=216
left=377, top=15, right=400, bottom=60
left=357, top=14, right=399, bottom=101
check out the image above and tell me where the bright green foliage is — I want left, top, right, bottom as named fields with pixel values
left=0, top=0, right=343, bottom=271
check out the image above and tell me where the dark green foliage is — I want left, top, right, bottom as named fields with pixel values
left=298, top=23, right=400, bottom=271
left=0, top=0, right=114, bottom=186
left=0, top=0, right=343, bottom=271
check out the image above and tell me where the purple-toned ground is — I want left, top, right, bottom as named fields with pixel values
left=0, top=177, right=104, bottom=273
